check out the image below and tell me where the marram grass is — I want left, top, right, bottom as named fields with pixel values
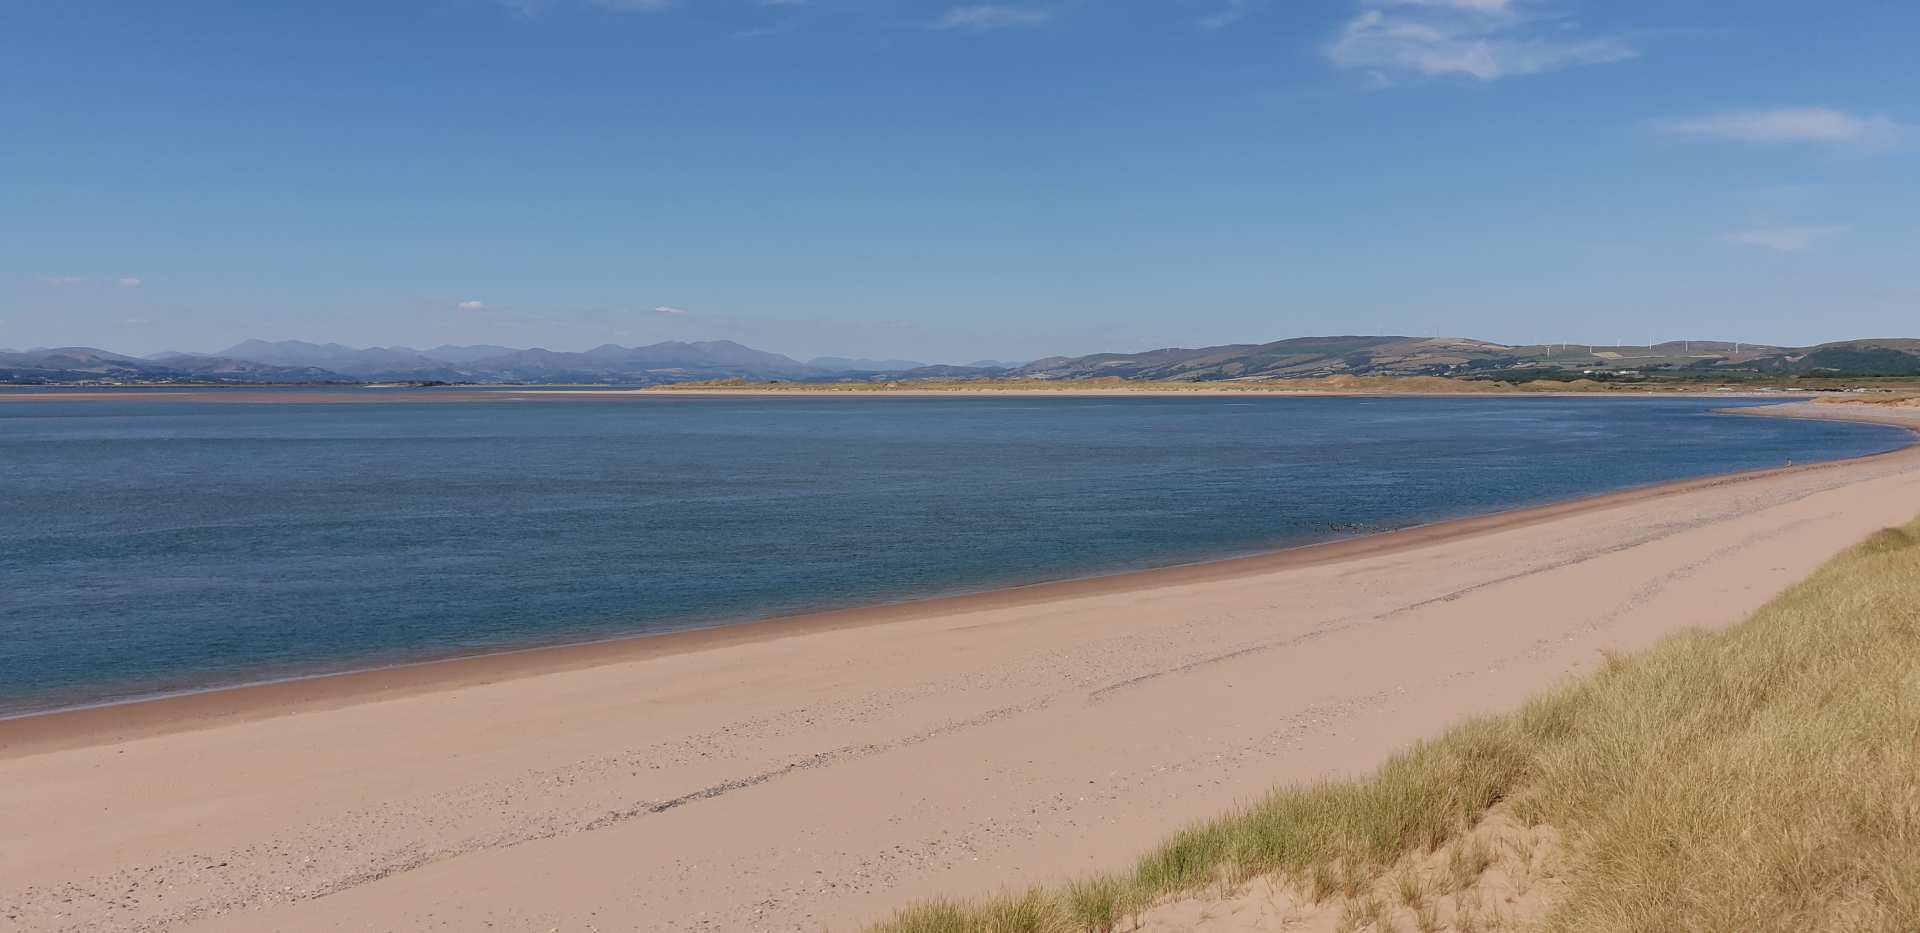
left=870, top=517, right=1920, bottom=933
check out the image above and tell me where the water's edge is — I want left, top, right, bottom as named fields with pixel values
left=4, top=401, right=1913, bottom=740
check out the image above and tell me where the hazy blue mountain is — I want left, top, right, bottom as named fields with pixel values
left=204, top=339, right=825, bottom=383
left=1, top=347, right=342, bottom=383
left=7, top=347, right=146, bottom=367
left=461, top=340, right=820, bottom=383
left=889, top=364, right=1014, bottom=379
left=218, top=340, right=455, bottom=377
left=15, top=336, right=1920, bottom=385
left=809, top=357, right=928, bottom=372
left=420, top=344, right=518, bottom=364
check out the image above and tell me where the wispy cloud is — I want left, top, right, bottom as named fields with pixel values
left=500, top=0, right=672, bottom=15
left=733, top=20, right=797, bottom=39
left=1721, top=225, right=1847, bottom=252
left=1328, top=0, right=1635, bottom=82
left=117, top=277, right=142, bottom=288
left=653, top=305, right=690, bottom=316
left=1391, top=0, right=1513, bottom=10
left=930, top=4, right=1052, bottom=32
left=45, top=276, right=85, bottom=287
left=588, top=0, right=675, bottom=10
left=1197, top=0, right=1254, bottom=30
left=1652, top=108, right=1912, bottom=148
left=457, top=299, right=487, bottom=311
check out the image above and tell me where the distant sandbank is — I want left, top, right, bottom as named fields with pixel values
left=5, top=379, right=1905, bottom=403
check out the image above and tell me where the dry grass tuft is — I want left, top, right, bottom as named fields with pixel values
left=882, top=889, right=1071, bottom=933
left=1392, top=866, right=1426, bottom=909
left=1444, top=838, right=1496, bottom=893
left=867, top=516, right=1920, bottom=932
left=1060, top=875, right=1133, bottom=932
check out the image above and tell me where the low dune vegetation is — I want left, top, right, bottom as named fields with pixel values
left=659, top=376, right=1622, bottom=393
left=661, top=376, right=1920, bottom=395
left=1825, top=393, right=1920, bottom=409
left=873, top=517, right=1920, bottom=933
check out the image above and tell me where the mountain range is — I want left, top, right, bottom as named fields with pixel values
left=5, top=335, right=1919, bottom=386
left=1016, top=336, right=1920, bottom=381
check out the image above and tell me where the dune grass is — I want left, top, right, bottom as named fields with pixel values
left=870, top=517, right=1920, bottom=932
left=659, top=376, right=1627, bottom=394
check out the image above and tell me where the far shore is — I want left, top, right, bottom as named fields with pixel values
left=4, top=401, right=1920, bottom=933
left=4, top=378, right=1917, bottom=404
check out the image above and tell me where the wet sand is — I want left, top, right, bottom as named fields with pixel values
left=2, top=401, right=1918, bottom=932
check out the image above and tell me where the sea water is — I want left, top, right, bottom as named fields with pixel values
left=1, top=392, right=1907, bottom=715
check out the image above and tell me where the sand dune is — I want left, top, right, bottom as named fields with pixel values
left=2, top=401, right=1917, bottom=933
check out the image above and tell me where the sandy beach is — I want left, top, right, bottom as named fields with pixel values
left=4, top=400, right=1919, bottom=933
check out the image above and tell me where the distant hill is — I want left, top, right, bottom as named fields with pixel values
left=201, top=338, right=824, bottom=384
left=6, top=339, right=831, bottom=385
left=0, top=347, right=341, bottom=384
left=1014, top=336, right=1443, bottom=380
left=809, top=356, right=928, bottom=373
left=1743, top=339, right=1920, bottom=377
left=1007, top=336, right=1920, bottom=383
left=459, top=341, right=819, bottom=383
left=216, top=340, right=467, bottom=380
left=9, top=336, right=1920, bottom=386
left=420, top=344, right=519, bottom=364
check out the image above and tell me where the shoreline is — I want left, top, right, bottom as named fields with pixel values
left=0, top=385, right=1870, bottom=402
left=4, top=399, right=1914, bottom=758
left=10, top=401, right=1920, bottom=933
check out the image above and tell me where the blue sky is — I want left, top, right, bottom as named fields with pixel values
left=3, top=0, right=1915, bottom=362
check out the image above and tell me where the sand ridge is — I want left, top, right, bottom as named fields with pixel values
left=2, top=401, right=1918, bottom=933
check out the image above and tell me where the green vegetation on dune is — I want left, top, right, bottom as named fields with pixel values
left=872, top=517, right=1920, bottom=932
left=663, top=373, right=1920, bottom=394
left=662, top=375, right=1644, bottom=393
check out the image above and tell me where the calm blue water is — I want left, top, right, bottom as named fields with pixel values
left=0, top=393, right=1908, bottom=716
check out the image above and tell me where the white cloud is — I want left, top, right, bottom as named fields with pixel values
left=124, top=317, right=152, bottom=326
left=500, top=0, right=671, bottom=14
left=653, top=305, right=690, bottom=316
left=45, top=276, right=85, bottom=287
left=589, top=0, right=675, bottom=9
left=1388, top=0, right=1513, bottom=11
left=117, top=277, right=142, bottom=288
left=1197, top=0, right=1253, bottom=30
left=1653, top=108, right=1912, bottom=148
left=733, top=20, right=797, bottom=39
left=930, top=5, right=1052, bottom=31
left=1328, top=1, right=1635, bottom=82
left=457, top=299, right=487, bottom=310
left=1720, top=226, right=1847, bottom=252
